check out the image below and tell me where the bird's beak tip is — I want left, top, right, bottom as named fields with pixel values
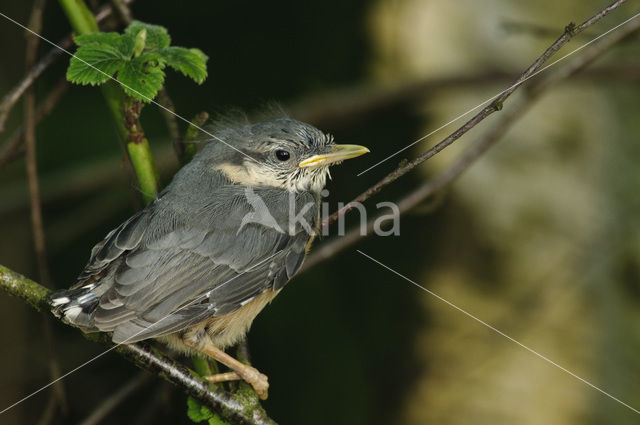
left=298, top=144, right=370, bottom=168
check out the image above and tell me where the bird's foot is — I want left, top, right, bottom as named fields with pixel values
left=181, top=335, right=270, bottom=399
left=204, top=366, right=269, bottom=399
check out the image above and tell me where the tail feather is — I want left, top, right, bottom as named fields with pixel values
left=50, top=284, right=100, bottom=330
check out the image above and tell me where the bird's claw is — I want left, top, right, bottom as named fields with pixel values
left=238, top=366, right=269, bottom=400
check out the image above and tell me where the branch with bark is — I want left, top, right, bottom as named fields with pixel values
left=0, top=265, right=276, bottom=425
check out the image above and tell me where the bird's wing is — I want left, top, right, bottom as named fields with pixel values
left=75, top=185, right=314, bottom=343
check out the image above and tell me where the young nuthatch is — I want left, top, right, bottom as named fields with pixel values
left=50, top=118, right=369, bottom=399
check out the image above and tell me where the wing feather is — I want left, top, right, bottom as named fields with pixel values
left=74, top=179, right=315, bottom=343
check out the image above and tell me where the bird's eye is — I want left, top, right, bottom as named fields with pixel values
left=275, top=150, right=290, bottom=161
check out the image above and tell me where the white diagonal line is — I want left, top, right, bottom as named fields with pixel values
left=357, top=10, right=640, bottom=176
left=0, top=250, right=281, bottom=415
left=0, top=11, right=259, bottom=164
left=356, top=249, right=640, bottom=415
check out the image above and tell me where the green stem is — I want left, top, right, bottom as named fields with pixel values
left=123, top=98, right=160, bottom=202
left=58, top=0, right=98, bottom=34
left=183, top=111, right=209, bottom=164
left=127, top=139, right=159, bottom=202
left=58, top=0, right=159, bottom=204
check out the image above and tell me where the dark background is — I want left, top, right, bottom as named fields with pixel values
left=1, top=1, right=639, bottom=424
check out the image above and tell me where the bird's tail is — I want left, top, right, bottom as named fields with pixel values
left=49, top=284, right=99, bottom=329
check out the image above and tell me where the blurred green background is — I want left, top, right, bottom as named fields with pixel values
left=1, top=0, right=640, bottom=424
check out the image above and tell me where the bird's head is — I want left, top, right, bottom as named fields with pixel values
left=202, top=118, right=369, bottom=193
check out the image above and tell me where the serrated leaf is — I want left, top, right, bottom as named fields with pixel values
left=208, top=415, right=229, bottom=425
left=159, top=46, right=208, bottom=84
left=74, top=32, right=121, bottom=46
left=117, top=53, right=166, bottom=101
left=74, top=32, right=135, bottom=57
left=186, top=397, right=215, bottom=423
left=66, top=44, right=126, bottom=86
left=125, top=20, right=171, bottom=50
left=114, top=32, right=136, bottom=57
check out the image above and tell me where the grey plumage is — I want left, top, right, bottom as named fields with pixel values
left=51, top=118, right=325, bottom=344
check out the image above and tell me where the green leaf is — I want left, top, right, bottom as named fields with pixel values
left=74, top=32, right=121, bottom=46
left=67, top=20, right=208, bottom=95
left=66, top=44, right=126, bottom=85
left=159, top=46, right=208, bottom=84
left=125, top=20, right=171, bottom=50
left=186, top=397, right=215, bottom=423
left=117, top=52, right=166, bottom=101
left=208, top=415, right=229, bottom=425
left=74, top=31, right=135, bottom=57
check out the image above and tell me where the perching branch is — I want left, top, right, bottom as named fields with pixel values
left=0, top=265, right=277, bottom=425
left=322, top=0, right=630, bottom=230
left=303, top=2, right=640, bottom=271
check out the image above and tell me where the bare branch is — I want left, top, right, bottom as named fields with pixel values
left=24, top=0, right=51, bottom=287
left=322, top=0, right=630, bottom=229
left=293, top=63, right=640, bottom=130
left=0, top=78, right=68, bottom=172
left=109, top=0, right=133, bottom=25
left=156, top=88, right=184, bottom=161
left=303, top=3, right=640, bottom=271
left=0, top=0, right=134, bottom=131
left=23, top=2, right=69, bottom=421
left=78, top=373, right=150, bottom=425
left=0, top=38, right=72, bottom=132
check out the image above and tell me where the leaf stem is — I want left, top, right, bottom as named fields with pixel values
left=59, top=0, right=159, bottom=203
left=58, top=0, right=98, bottom=34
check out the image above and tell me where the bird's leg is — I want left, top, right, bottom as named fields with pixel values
left=183, top=338, right=269, bottom=399
left=204, top=371, right=241, bottom=383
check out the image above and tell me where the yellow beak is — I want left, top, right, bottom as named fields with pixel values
left=298, top=144, right=370, bottom=168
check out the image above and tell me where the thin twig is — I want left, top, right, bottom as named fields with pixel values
left=23, top=2, right=68, bottom=422
left=0, top=0, right=134, bottom=132
left=78, top=373, right=151, bottom=425
left=0, top=265, right=278, bottom=425
left=293, top=63, right=640, bottom=130
left=0, top=78, right=68, bottom=171
left=303, top=4, right=640, bottom=272
left=24, top=0, right=51, bottom=287
left=322, top=0, right=629, bottom=229
left=501, top=20, right=598, bottom=39
left=109, top=0, right=133, bottom=24
left=2, top=63, right=637, bottom=174
left=131, top=382, right=171, bottom=425
left=0, top=36, right=72, bottom=132
left=156, top=88, right=184, bottom=160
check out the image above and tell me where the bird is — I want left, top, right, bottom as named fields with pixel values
left=49, top=118, right=369, bottom=399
